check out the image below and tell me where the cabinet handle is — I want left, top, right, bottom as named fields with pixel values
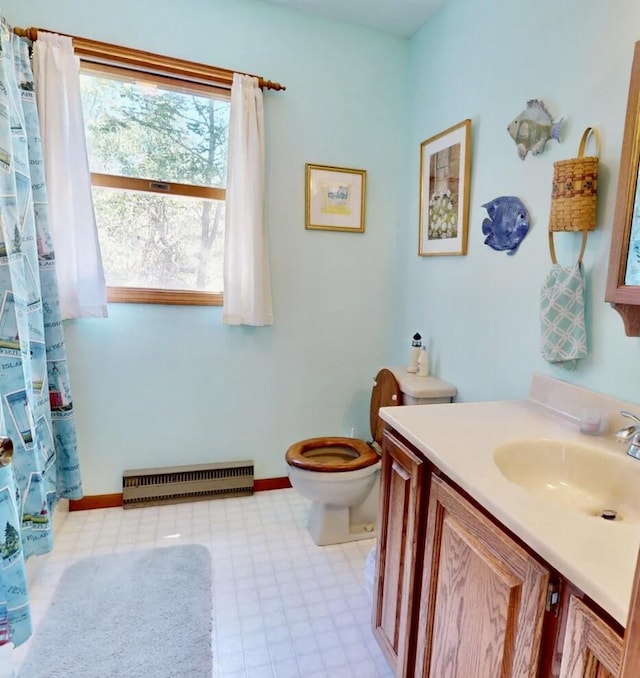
left=545, top=579, right=561, bottom=614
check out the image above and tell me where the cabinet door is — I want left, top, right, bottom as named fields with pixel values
left=416, top=475, right=550, bottom=678
left=559, top=596, right=622, bottom=678
left=620, top=539, right=640, bottom=677
left=372, top=429, right=428, bottom=677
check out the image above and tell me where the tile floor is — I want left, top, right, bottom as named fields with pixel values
left=1, top=489, right=393, bottom=678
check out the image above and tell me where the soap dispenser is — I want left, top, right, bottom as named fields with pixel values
left=417, top=345, right=430, bottom=377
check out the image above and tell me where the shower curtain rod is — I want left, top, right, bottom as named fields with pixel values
left=12, top=26, right=286, bottom=91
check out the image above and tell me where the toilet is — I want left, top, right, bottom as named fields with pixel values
left=285, top=367, right=456, bottom=546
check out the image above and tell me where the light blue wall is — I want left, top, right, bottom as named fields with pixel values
left=4, top=0, right=407, bottom=493
left=6, top=0, right=640, bottom=494
left=394, top=0, right=640, bottom=404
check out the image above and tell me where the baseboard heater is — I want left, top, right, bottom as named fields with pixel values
left=122, top=460, right=254, bottom=509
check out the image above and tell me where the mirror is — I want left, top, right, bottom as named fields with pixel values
left=606, top=41, right=640, bottom=335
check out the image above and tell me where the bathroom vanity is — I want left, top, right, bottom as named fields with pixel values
left=371, top=375, right=640, bottom=677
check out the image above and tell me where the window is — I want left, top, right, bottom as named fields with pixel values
left=79, top=50, right=231, bottom=305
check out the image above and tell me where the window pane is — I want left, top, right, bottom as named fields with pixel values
left=93, top=187, right=225, bottom=292
left=80, top=71, right=229, bottom=189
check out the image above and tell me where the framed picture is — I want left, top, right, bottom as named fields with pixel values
left=305, top=163, right=366, bottom=233
left=419, top=119, right=471, bottom=256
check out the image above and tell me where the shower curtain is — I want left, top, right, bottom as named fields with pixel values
left=0, top=20, right=82, bottom=648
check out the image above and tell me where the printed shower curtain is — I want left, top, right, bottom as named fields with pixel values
left=0, top=21, right=82, bottom=648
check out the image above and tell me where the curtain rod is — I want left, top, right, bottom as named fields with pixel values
left=13, top=26, right=286, bottom=92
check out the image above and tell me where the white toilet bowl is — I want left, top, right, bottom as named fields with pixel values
left=285, top=368, right=457, bottom=546
left=285, top=369, right=400, bottom=546
left=288, top=461, right=381, bottom=546
left=287, top=461, right=380, bottom=507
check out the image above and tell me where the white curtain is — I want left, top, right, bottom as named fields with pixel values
left=32, top=32, right=108, bottom=319
left=223, top=74, right=273, bottom=326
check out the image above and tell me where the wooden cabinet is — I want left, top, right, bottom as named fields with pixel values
left=415, top=474, right=550, bottom=678
left=372, top=427, right=626, bottom=678
left=558, top=596, right=622, bottom=678
left=620, top=544, right=640, bottom=676
left=372, top=429, right=430, bottom=677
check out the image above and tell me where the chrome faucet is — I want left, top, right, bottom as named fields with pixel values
left=615, top=411, right=640, bottom=460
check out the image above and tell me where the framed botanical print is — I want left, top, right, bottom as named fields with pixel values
left=419, top=119, right=471, bottom=256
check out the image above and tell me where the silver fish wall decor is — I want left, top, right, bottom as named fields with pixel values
left=507, top=99, right=563, bottom=160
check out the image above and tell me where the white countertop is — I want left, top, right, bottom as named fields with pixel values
left=379, top=398, right=640, bottom=627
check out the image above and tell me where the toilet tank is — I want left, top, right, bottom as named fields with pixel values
left=386, top=367, right=456, bottom=406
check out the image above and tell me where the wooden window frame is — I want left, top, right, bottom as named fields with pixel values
left=80, top=51, right=230, bottom=306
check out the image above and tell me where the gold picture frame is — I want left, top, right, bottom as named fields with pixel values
left=305, top=163, right=366, bottom=232
left=419, top=119, right=471, bottom=256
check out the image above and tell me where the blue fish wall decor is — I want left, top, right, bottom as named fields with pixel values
left=481, top=196, right=530, bottom=255
left=507, top=99, right=563, bottom=160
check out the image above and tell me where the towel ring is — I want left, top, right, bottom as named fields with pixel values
left=548, top=229, right=589, bottom=266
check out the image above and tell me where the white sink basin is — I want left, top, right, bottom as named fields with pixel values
left=493, top=439, right=640, bottom=523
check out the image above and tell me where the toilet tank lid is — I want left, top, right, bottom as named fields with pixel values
left=385, top=367, right=457, bottom=400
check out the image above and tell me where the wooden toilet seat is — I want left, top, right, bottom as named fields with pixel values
left=285, top=437, right=379, bottom=472
left=285, top=368, right=402, bottom=473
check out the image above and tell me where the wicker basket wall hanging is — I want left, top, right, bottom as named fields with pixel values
left=548, top=127, right=600, bottom=263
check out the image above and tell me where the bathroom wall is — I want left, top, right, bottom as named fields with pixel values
left=393, top=0, right=640, bottom=405
left=4, top=0, right=406, bottom=493
left=7, top=0, right=640, bottom=495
